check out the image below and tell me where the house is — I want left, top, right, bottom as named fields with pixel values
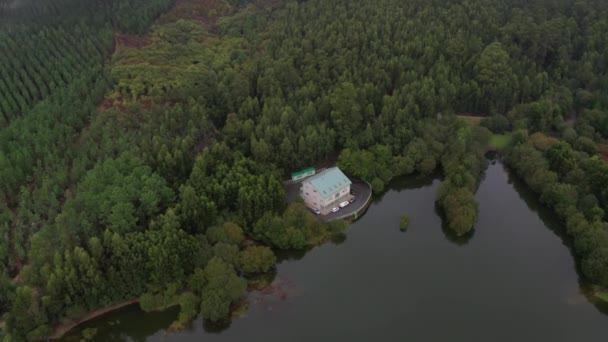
left=300, top=167, right=352, bottom=215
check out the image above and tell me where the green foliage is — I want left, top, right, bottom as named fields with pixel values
left=371, top=178, right=385, bottom=194
left=253, top=203, right=345, bottom=249
left=508, top=135, right=608, bottom=288
left=169, top=292, right=200, bottom=331
left=253, top=213, right=306, bottom=250
left=81, top=327, right=98, bottom=341
left=139, top=292, right=158, bottom=312
left=187, top=144, right=286, bottom=226
left=0, top=21, right=113, bottom=127
left=207, top=222, right=245, bottom=246
left=338, top=144, right=416, bottom=194
left=4, top=0, right=608, bottom=337
left=0, top=273, right=14, bottom=314
left=58, top=152, right=174, bottom=238
left=437, top=123, right=489, bottom=236
left=475, top=42, right=516, bottom=115
left=239, top=246, right=276, bottom=274
left=441, top=188, right=479, bottom=236
left=6, top=286, right=50, bottom=341
left=212, top=243, right=240, bottom=267
left=400, top=215, right=410, bottom=232
left=199, top=257, right=246, bottom=322
left=546, top=142, right=577, bottom=177
left=481, top=115, right=511, bottom=133
left=489, top=134, right=513, bottom=150
left=595, top=291, right=608, bottom=304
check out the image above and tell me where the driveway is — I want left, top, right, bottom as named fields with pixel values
left=285, top=180, right=372, bottom=222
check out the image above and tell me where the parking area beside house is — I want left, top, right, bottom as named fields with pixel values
left=285, top=180, right=372, bottom=222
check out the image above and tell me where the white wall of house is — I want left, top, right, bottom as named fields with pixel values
left=301, top=182, right=350, bottom=214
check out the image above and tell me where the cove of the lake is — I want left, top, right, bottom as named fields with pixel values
left=62, top=158, right=608, bottom=341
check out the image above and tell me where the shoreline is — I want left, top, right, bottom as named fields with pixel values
left=594, top=290, right=608, bottom=304
left=50, top=299, right=139, bottom=340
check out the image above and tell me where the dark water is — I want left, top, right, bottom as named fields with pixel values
left=63, top=160, right=608, bottom=341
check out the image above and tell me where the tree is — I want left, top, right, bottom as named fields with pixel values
left=177, top=185, right=217, bottom=234
left=330, top=82, right=363, bottom=145
left=199, top=257, right=246, bottom=321
left=212, top=243, right=240, bottom=267
left=0, top=273, right=15, bottom=316
left=545, top=142, right=577, bottom=177
left=239, top=246, right=276, bottom=273
left=206, top=222, right=245, bottom=245
left=440, top=187, right=478, bottom=236
left=7, top=286, right=50, bottom=341
left=171, top=292, right=200, bottom=330
left=475, top=42, right=515, bottom=114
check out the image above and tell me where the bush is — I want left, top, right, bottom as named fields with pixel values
left=81, top=328, right=98, bottom=341
left=371, top=177, right=385, bottom=193
left=481, top=115, right=510, bottom=133
left=207, top=222, right=245, bottom=245
left=170, top=292, right=200, bottom=331
left=400, top=214, right=410, bottom=232
left=239, top=246, right=276, bottom=273
left=139, top=292, right=158, bottom=312
left=417, top=158, right=437, bottom=176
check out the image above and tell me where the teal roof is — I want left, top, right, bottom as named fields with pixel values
left=306, top=167, right=351, bottom=199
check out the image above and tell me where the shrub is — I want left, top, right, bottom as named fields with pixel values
left=371, top=177, right=385, bottom=193
left=400, top=214, right=410, bottom=232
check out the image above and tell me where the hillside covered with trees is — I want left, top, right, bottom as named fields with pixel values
left=1, top=0, right=608, bottom=340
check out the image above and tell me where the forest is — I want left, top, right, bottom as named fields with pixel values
left=1, top=0, right=607, bottom=340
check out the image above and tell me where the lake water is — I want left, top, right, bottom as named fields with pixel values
left=63, top=159, right=608, bottom=341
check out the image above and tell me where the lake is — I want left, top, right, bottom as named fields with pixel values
left=62, top=158, right=608, bottom=341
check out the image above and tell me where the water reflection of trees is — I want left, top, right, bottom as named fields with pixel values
left=202, top=317, right=232, bottom=334
left=274, top=248, right=308, bottom=263
left=372, top=171, right=440, bottom=205
left=69, top=305, right=180, bottom=342
left=505, top=162, right=608, bottom=316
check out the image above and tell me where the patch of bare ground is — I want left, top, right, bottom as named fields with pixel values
left=254, top=0, right=284, bottom=11
left=456, top=112, right=488, bottom=118
left=115, top=32, right=151, bottom=50
left=599, top=144, right=608, bottom=161
left=158, top=0, right=236, bottom=32
left=159, top=0, right=284, bottom=32
left=96, top=98, right=156, bottom=116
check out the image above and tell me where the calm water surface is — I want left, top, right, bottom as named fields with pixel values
left=64, top=159, right=608, bottom=341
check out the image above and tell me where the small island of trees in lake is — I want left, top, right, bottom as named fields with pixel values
left=0, top=0, right=607, bottom=340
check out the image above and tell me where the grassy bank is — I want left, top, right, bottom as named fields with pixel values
left=489, top=134, right=513, bottom=150
left=595, top=291, right=608, bottom=303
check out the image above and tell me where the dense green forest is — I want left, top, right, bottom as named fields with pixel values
left=1, top=0, right=608, bottom=340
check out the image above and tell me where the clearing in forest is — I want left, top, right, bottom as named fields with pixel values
left=489, top=134, right=513, bottom=150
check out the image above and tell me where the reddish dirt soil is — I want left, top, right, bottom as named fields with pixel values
left=599, top=144, right=608, bottom=161
left=158, top=0, right=235, bottom=32
left=97, top=98, right=155, bottom=114
left=115, top=32, right=151, bottom=50
left=159, top=0, right=284, bottom=32
left=456, top=112, right=488, bottom=118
